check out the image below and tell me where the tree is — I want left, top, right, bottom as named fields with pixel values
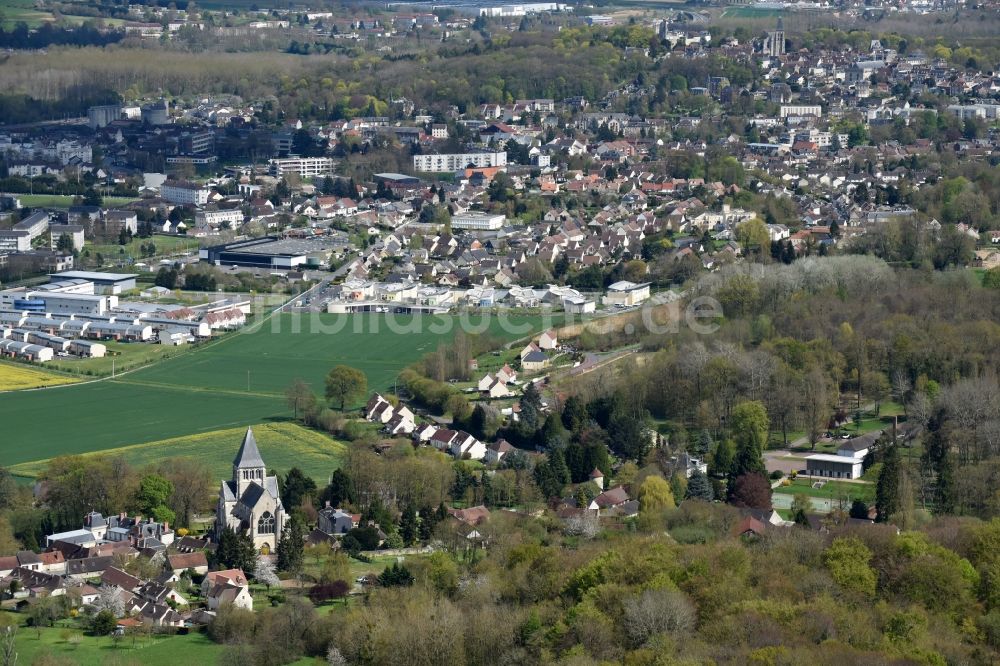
left=1, top=625, right=16, bottom=666
left=638, top=475, right=675, bottom=513
left=711, top=439, right=735, bottom=477
left=729, top=401, right=768, bottom=482
left=276, top=516, right=304, bottom=574
left=823, top=537, right=877, bottom=598
left=728, top=472, right=772, bottom=509
left=254, top=555, right=279, bottom=589
left=215, top=526, right=256, bottom=574
left=378, top=562, right=414, bottom=587
left=400, top=505, right=418, bottom=546
left=320, top=469, right=353, bottom=508
left=519, top=381, right=544, bottom=434
left=876, top=443, right=901, bottom=523
left=159, top=457, right=213, bottom=528
left=285, top=378, right=315, bottom=421
left=802, top=366, right=831, bottom=450
left=325, top=365, right=367, bottom=411
left=134, top=473, right=175, bottom=524
left=736, top=218, right=770, bottom=260
left=154, top=267, right=178, bottom=289
left=94, top=584, right=125, bottom=617
left=82, top=187, right=102, bottom=207
left=281, top=468, right=317, bottom=514
left=91, top=610, right=117, bottom=636
left=685, top=470, right=714, bottom=501
left=56, top=232, right=74, bottom=254
left=790, top=493, right=811, bottom=525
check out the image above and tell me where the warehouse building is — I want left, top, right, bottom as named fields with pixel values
left=199, top=237, right=316, bottom=269
left=50, top=271, right=137, bottom=295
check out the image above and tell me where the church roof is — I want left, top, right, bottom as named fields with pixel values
left=233, top=427, right=265, bottom=469
left=237, top=482, right=265, bottom=510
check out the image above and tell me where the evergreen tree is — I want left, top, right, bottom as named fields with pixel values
left=922, top=410, right=955, bottom=514
left=399, top=505, right=418, bottom=546
left=876, top=443, right=901, bottom=523
left=276, top=516, right=304, bottom=574
left=694, top=429, right=713, bottom=457
left=685, top=470, right=714, bottom=501
left=520, top=382, right=543, bottom=434
left=215, top=526, right=256, bottom=574
left=281, top=467, right=317, bottom=514
left=418, top=505, right=435, bottom=542
left=728, top=401, right=769, bottom=486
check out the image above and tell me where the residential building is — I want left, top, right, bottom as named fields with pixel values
left=413, top=151, right=507, bottom=173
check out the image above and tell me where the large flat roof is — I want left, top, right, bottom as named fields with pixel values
left=51, top=271, right=138, bottom=283
left=805, top=454, right=861, bottom=464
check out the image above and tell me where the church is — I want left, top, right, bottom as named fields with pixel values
left=216, top=427, right=287, bottom=554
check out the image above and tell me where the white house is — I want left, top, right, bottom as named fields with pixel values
left=538, top=330, right=558, bottom=350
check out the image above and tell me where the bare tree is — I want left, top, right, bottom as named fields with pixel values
left=1, top=625, right=16, bottom=666
left=622, top=588, right=696, bottom=647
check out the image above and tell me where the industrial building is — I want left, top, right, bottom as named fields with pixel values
left=50, top=271, right=138, bottom=295
left=199, top=236, right=335, bottom=269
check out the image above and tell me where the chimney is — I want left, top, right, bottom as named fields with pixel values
left=325, top=501, right=331, bottom=509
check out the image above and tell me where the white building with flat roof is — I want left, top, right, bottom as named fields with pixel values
left=269, top=156, right=336, bottom=177
left=161, top=180, right=210, bottom=206
left=413, top=151, right=507, bottom=173
left=451, top=212, right=506, bottom=231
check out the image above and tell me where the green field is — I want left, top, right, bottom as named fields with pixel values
left=16, top=194, right=136, bottom=209
left=776, top=477, right=875, bottom=503
left=86, top=235, right=200, bottom=264
left=7, top=623, right=224, bottom=666
left=0, top=313, right=544, bottom=467
left=9, top=421, right=347, bottom=482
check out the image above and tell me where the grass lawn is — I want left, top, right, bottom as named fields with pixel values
left=0, top=313, right=543, bottom=468
left=44, top=339, right=196, bottom=377
left=9, top=622, right=223, bottom=666
left=85, top=236, right=200, bottom=264
left=9, top=421, right=346, bottom=482
left=0, top=360, right=79, bottom=390
left=16, top=194, right=136, bottom=209
left=776, top=477, right=875, bottom=504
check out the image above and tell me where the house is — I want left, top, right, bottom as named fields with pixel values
left=207, top=582, right=254, bottom=611
left=495, top=364, right=517, bottom=384
left=364, top=393, right=395, bottom=423
left=538, top=330, right=558, bottom=350
left=448, top=505, right=490, bottom=525
left=483, top=377, right=511, bottom=399
left=101, top=567, right=141, bottom=592
left=133, top=600, right=184, bottom=627
left=733, top=515, right=767, bottom=538
left=317, top=505, right=360, bottom=535
left=201, top=569, right=248, bottom=596
left=603, top=281, right=651, bottom=307
left=414, top=423, right=438, bottom=442
left=386, top=409, right=416, bottom=435
left=588, top=486, right=630, bottom=514
left=137, top=580, right=188, bottom=607
left=449, top=432, right=487, bottom=461
left=805, top=453, right=864, bottom=479
left=485, top=439, right=514, bottom=465
left=519, top=341, right=541, bottom=361
left=589, top=468, right=605, bottom=489
left=477, top=373, right=496, bottom=392
left=521, top=351, right=550, bottom=372
left=167, top=551, right=209, bottom=576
